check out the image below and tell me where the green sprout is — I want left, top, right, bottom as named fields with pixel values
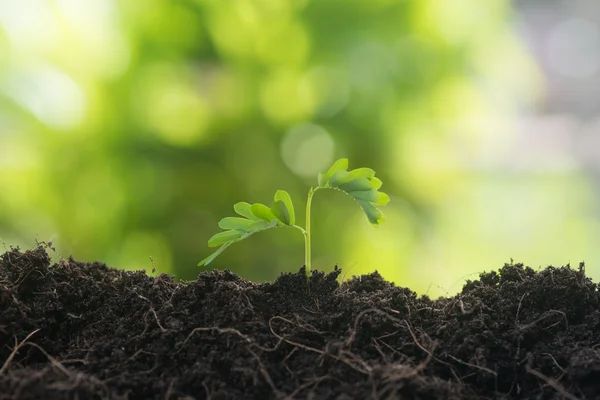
left=198, top=158, right=389, bottom=278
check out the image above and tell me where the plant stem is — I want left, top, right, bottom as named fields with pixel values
left=305, top=187, right=316, bottom=279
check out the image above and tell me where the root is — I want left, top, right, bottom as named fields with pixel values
left=525, top=365, right=579, bottom=400
left=2, top=339, right=113, bottom=399
left=178, top=326, right=253, bottom=352
left=269, top=315, right=372, bottom=375
left=0, top=329, right=40, bottom=376
left=446, top=354, right=496, bottom=377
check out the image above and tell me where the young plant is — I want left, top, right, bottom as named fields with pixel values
left=198, top=158, right=389, bottom=278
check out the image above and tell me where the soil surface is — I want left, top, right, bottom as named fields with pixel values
left=1, top=245, right=599, bottom=399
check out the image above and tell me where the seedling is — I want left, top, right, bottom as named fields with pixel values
left=198, top=158, right=389, bottom=278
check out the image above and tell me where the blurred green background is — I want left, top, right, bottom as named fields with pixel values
left=2, top=0, right=599, bottom=296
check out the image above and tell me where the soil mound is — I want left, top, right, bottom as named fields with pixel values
left=1, top=245, right=598, bottom=399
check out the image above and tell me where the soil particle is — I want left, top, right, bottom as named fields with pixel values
left=1, top=245, right=599, bottom=399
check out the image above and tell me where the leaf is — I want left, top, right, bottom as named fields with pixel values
left=375, top=192, right=390, bottom=206
left=250, top=203, right=278, bottom=222
left=249, top=219, right=269, bottom=230
left=266, top=219, right=279, bottom=228
left=317, top=172, right=325, bottom=186
left=199, top=194, right=289, bottom=267
left=200, top=218, right=279, bottom=266
left=348, top=190, right=390, bottom=205
left=357, top=200, right=385, bottom=225
left=218, top=217, right=257, bottom=231
left=328, top=171, right=353, bottom=187
left=327, top=158, right=349, bottom=176
left=274, top=190, right=295, bottom=225
left=207, top=230, right=243, bottom=247
left=198, top=242, right=233, bottom=266
left=370, top=177, right=383, bottom=190
left=338, top=178, right=374, bottom=192
left=271, top=199, right=291, bottom=225
left=348, top=168, right=375, bottom=179
left=234, top=202, right=261, bottom=221
left=320, top=158, right=348, bottom=185
left=320, top=159, right=389, bottom=227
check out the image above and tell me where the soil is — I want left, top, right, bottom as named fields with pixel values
left=1, top=245, right=599, bottom=400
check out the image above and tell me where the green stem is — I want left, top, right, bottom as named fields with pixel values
left=291, top=224, right=308, bottom=275
left=305, top=187, right=316, bottom=278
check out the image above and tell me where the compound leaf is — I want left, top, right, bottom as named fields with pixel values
left=200, top=216, right=280, bottom=266
left=200, top=191, right=297, bottom=267
left=318, top=159, right=390, bottom=227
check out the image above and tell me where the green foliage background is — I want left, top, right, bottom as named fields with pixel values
left=1, top=0, right=598, bottom=295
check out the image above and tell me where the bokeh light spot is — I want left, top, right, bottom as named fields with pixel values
left=416, top=0, right=500, bottom=44
left=135, top=65, right=210, bottom=146
left=54, top=0, right=129, bottom=78
left=0, top=0, right=56, bottom=52
left=281, top=123, right=334, bottom=178
left=303, top=66, right=350, bottom=118
left=3, top=66, right=86, bottom=130
left=256, top=20, right=310, bottom=66
left=0, top=135, right=40, bottom=170
left=260, top=69, right=316, bottom=124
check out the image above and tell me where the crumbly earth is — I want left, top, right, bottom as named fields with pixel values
left=1, top=245, right=599, bottom=399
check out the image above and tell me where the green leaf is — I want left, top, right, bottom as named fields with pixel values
left=348, top=190, right=390, bottom=205
left=274, top=190, right=295, bottom=225
left=266, top=219, right=279, bottom=229
left=218, top=217, right=256, bottom=231
left=250, top=203, right=277, bottom=222
left=327, top=158, right=348, bottom=176
left=320, top=158, right=348, bottom=185
left=357, top=200, right=385, bottom=225
left=321, top=160, right=389, bottom=227
left=376, top=192, right=390, bottom=206
left=249, top=219, right=269, bottom=230
left=330, top=168, right=376, bottom=187
left=199, top=197, right=287, bottom=267
left=370, top=177, right=383, bottom=190
left=348, top=168, right=375, bottom=179
left=200, top=218, right=280, bottom=266
left=198, top=242, right=233, bottom=266
left=271, top=199, right=291, bottom=225
left=328, top=170, right=353, bottom=187
left=234, top=202, right=261, bottom=221
left=207, top=230, right=243, bottom=247
left=338, top=178, right=374, bottom=192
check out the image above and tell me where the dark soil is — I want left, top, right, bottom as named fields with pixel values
left=2, top=245, right=599, bottom=399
